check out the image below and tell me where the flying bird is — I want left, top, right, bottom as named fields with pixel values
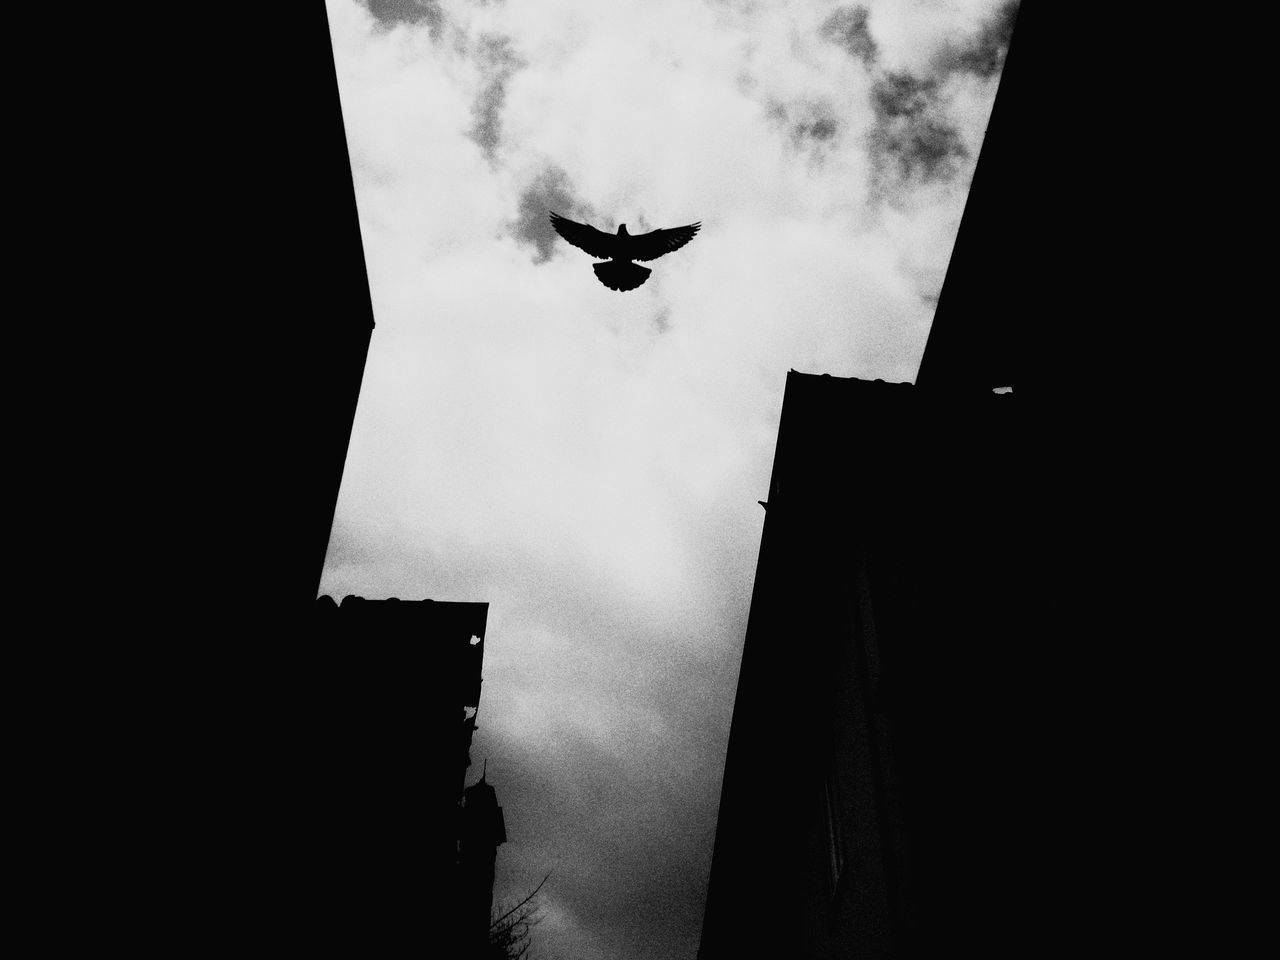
left=549, top=212, right=701, bottom=291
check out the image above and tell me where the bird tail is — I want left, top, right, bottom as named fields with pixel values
left=593, top=260, right=651, bottom=291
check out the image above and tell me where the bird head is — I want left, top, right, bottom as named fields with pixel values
left=617, top=223, right=629, bottom=236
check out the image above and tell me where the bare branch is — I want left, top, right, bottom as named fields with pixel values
left=488, top=872, right=551, bottom=930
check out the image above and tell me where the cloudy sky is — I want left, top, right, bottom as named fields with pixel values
left=319, top=1, right=1016, bottom=956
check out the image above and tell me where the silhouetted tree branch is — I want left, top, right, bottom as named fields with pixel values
left=487, top=873, right=550, bottom=960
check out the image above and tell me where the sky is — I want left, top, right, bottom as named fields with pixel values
left=319, top=1, right=1017, bottom=957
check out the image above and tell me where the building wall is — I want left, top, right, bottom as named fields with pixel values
left=699, top=374, right=1034, bottom=959
left=303, top=596, right=490, bottom=955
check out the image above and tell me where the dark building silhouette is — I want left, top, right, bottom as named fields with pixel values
left=302, top=595, right=494, bottom=955
left=183, top=4, right=376, bottom=618
left=125, top=8, right=542, bottom=957
left=697, top=375, right=1031, bottom=959
left=699, top=7, right=1074, bottom=958
left=182, top=10, right=521, bottom=953
left=115, top=8, right=391, bottom=952
left=460, top=773, right=509, bottom=954
left=271, top=6, right=378, bottom=609
left=911, top=2, right=1026, bottom=400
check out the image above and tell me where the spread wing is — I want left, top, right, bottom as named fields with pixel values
left=549, top=212, right=618, bottom=260
left=631, top=222, right=701, bottom=262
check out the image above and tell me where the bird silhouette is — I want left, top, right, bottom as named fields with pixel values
left=549, top=212, right=701, bottom=291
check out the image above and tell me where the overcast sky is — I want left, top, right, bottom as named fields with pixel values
left=319, top=1, right=1016, bottom=956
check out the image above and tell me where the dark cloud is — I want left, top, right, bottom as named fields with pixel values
left=868, top=72, right=967, bottom=184
left=469, top=34, right=525, bottom=163
left=767, top=99, right=841, bottom=151
left=362, top=0, right=444, bottom=36
left=797, top=112, right=838, bottom=144
left=852, top=2, right=1019, bottom=190
left=820, top=5, right=878, bottom=66
left=870, top=72, right=937, bottom=120
left=767, top=2, right=1015, bottom=184
left=509, top=166, right=598, bottom=264
left=935, top=0, right=1020, bottom=78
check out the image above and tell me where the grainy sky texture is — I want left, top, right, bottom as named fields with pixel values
left=321, top=2, right=1017, bottom=957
